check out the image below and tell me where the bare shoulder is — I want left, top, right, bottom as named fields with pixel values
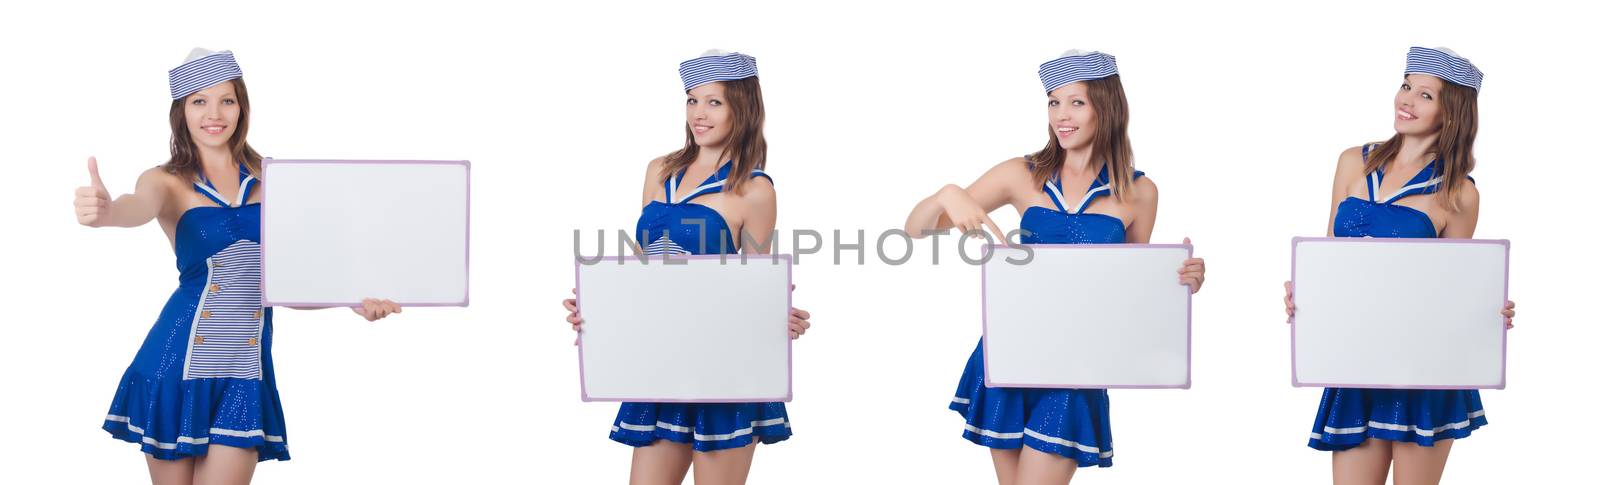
left=1338, top=145, right=1367, bottom=168
left=1454, top=176, right=1481, bottom=211
left=1330, top=145, right=1370, bottom=189
left=993, top=156, right=1032, bottom=177
left=1128, top=173, right=1158, bottom=206
left=137, top=165, right=183, bottom=191
left=1133, top=173, right=1158, bottom=195
left=740, top=174, right=776, bottom=205
left=139, top=165, right=179, bottom=181
left=643, top=156, right=666, bottom=183
left=639, top=156, right=667, bottom=202
left=980, top=156, right=1035, bottom=188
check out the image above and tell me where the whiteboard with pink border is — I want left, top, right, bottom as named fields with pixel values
left=577, top=255, right=792, bottom=402
left=1291, top=237, right=1508, bottom=389
left=983, top=244, right=1192, bottom=389
left=260, top=160, right=470, bottom=307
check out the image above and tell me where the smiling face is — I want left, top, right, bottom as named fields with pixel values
left=1394, top=74, right=1444, bottom=136
left=686, top=82, right=733, bottom=149
left=183, top=81, right=241, bottom=150
left=1048, top=82, right=1098, bottom=152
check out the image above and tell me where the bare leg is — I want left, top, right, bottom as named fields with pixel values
left=990, top=448, right=1021, bottom=485
left=691, top=442, right=757, bottom=485
left=190, top=445, right=257, bottom=485
left=145, top=454, right=195, bottom=485
left=1391, top=440, right=1452, bottom=485
left=1015, top=446, right=1078, bottom=485
left=630, top=441, right=693, bottom=485
left=1332, top=439, right=1392, bottom=485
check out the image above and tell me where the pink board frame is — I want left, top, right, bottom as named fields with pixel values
left=981, top=243, right=1194, bottom=390
left=259, top=159, right=471, bottom=308
left=575, top=254, right=794, bottom=403
left=1289, top=236, right=1510, bottom=390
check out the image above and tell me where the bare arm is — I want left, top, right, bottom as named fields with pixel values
left=1123, top=177, right=1159, bottom=244
left=904, top=158, right=1024, bottom=239
left=77, top=158, right=172, bottom=229
left=1291, top=146, right=1373, bottom=320
left=1439, top=181, right=1480, bottom=238
left=736, top=176, right=807, bottom=338
left=1325, top=146, right=1367, bottom=237
left=739, top=177, right=777, bottom=255
left=568, top=157, right=671, bottom=334
left=641, top=157, right=665, bottom=208
left=1441, top=178, right=1510, bottom=326
left=285, top=299, right=402, bottom=322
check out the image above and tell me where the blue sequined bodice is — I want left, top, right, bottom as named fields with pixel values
left=635, top=162, right=771, bottom=255
left=1019, top=165, right=1142, bottom=244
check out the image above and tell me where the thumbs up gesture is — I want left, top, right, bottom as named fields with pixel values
left=75, top=157, right=112, bottom=227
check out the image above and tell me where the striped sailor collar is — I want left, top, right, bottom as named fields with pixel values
left=194, top=163, right=257, bottom=208
left=664, top=161, right=769, bottom=204
left=1367, top=158, right=1443, bottom=204
left=1042, top=164, right=1113, bottom=214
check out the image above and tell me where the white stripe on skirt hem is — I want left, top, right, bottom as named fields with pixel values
left=106, top=414, right=285, bottom=449
left=962, top=424, right=1113, bottom=458
left=1309, top=410, right=1486, bottom=440
left=612, top=417, right=790, bottom=442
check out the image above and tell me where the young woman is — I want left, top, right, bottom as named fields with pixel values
left=75, top=48, right=401, bottom=485
left=561, top=50, right=813, bottom=485
left=904, top=50, right=1206, bottom=484
left=1283, top=46, right=1517, bottom=485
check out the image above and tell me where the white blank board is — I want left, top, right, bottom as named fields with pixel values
left=577, top=255, right=792, bottom=402
left=261, top=160, right=470, bottom=307
left=983, top=244, right=1191, bottom=389
left=1292, top=237, right=1508, bottom=389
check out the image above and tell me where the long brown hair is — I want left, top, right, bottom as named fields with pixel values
left=1026, top=75, right=1135, bottom=200
left=659, top=77, right=767, bottom=195
left=162, top=78, right=263, bottom=182
left=1364, top=77, right=1477, bottom=212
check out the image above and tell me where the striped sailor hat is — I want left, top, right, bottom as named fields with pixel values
left=1405, top=46, right=1483, bottom=91
left=169, top=48, right=243, bottom=100
left=1038, top=50, right=1118, bottom=93
left=679, top=49, right=758, bottom=92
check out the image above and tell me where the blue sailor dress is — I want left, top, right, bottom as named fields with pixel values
left=1306, top=143, right=1488, bottom=451
left=607, top=162, right=793, bottom=452
left=102, top=165, right=290, bottom=461
left=950, top=165, right=1143, bottom=468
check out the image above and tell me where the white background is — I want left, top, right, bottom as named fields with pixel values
left=2, top=1, right=1595, bottom=483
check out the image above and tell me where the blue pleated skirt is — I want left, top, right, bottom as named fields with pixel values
left=610, top=402, right=791, bottom=452
left=950, top=340, right=1113, bottom=467
left=1307, top=388, right=1487, bottom=451
left=102, top=299, right=288, bottom=461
